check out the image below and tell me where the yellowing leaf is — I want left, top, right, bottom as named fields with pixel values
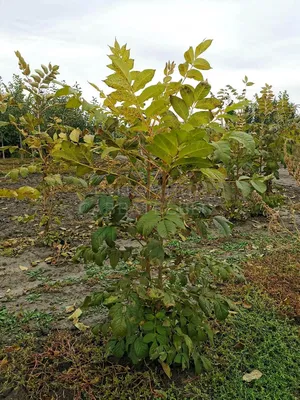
left=132, top=69, right=155, bottom=92
left=138, top=83, right=165, bottom=103
left=66, top=97, right=81, bottom=108
left=83, top=134, right=94, bottom=144
left=19, top=265, right=28, bottom=271
left=184, top=46, right=194, bottom=64
left=242, top=370, right=262, bottom=382
left=70, top=129, right=81, bottom=143
left=195, top=39, right=213, bottom=57
left=161, top=361, right=172, bottom=378
left=186, top=69, right=204, bottom=81
left=65, top=305, right=76, bottom=313
left=68, top=308, right=82, bottom=320
left=16, top=186, right=40, bottom=200
left=74, top=321, right=90, bottom=331
left=0, top=358, right=8, bottom=370
left=194, top=58, right=212, bottom=70
left=170, top=96, right=189, bottom=120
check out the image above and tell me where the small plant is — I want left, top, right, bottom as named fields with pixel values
left=52, top=38, right=247, bottom=376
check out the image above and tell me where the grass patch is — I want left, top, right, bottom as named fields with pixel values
left=0, top=289, right=299, bottom=399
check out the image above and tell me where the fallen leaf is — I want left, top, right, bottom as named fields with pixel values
left=19, top=265, right=29, bottom=271
left=31, top=260, right=41, bottom=267
left=4, top=345, right=20, bottom=353
left=161, top=361, right=172, bottom=378
left=65, top=305, right=75, bottom=313
left=68, top=308, right=82, bottom=320
left=242, top=303, right=252, bottom=309
left=90, top=376, right=100, bottom=384
left=0, top=358, right=8, bottom=369
left=242, top=369, right=262, bottom=382
left=74, top=321, right=89, bottom=331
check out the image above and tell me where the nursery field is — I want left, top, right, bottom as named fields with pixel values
left=0, top=163, right=299, bottom=399
left=0, top=39, right=300, bottom=399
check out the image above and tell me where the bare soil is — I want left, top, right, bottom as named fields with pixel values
left=0, top=167, right=300, bottom=335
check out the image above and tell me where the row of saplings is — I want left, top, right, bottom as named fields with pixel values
left=1, top=38, right=298, bottom=376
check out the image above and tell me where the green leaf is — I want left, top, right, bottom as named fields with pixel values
left=200, top=356, right=212, bottom=371
left=250, top=178, right=267, bottom=193
left=147, top=131, right=178, bottom=164
left=138, top=83, right=165, bottom=103
left=195, top=219, right=208, bottom=237
left=79, top=197, right=97, bottom=214
left=142, top=321, right=154, bottom=331
left=0, top=121, right=9, bottom=127
left=227, top=131, right=255, bottom=152
left=180, top=86, right=194, bottom=107
left=88, top=81, right=102, bottom=92
left=214, top=300, right=229, bottom=321
left=178, top=62, right=189, bottom=77
left=183, top=334, right=193, bottom=355
left=195, top=98, right=221, bottom=110
left=186, top=69, right=204, bottom=81
left=189, top=111, right=212, bottom=126
left=236, top=180, right=252, bottom=197
left=111, top=315, right=127, bottom=337
left=213, top=216, right=233, bottom=236
left=200, top=168, right=225, bottom=182
left=157, top=220, right=176, bottom=238
left=144, top=239, right=165, bottom=262
left=66, top=97, right=81, bottom=108
left=225, top=100, right=249, bottom=112
left=99, top=195, right=114, bottom=215
left=143, top=333, right=156, bottom=343
left=19, top=167, right=29, bottom=178
left=193, top=355, right=202, bottom=374
left=212, top=140, right=231, bottom=163
left=105, top=226, right=117, bottom=247
left=164, top=212, right=185, bottom=228
left=170, top=96, right=189, bottom=120
left=109, top=55, right=130, bottom=79
left=55, top=86, right=71, bottom=97
left=104, top=73, right=129, bottom=90
left=112, top=339, right=125, bottom=358
left=199, top=296, right=210, bottom=316
left=132, top=69, right=155, bottom=91
left=184, top=46, right=194, bottom=64
left=91, top=227, right=108, bottom=252
left=137, top=210, right=161, bottom=236
left=147, top=143, right=172, bottom=164
left=94, top=249, right=107, bottom=266
left=193, top=58, right=211, bottom=70
left=145, top=99, right=168, bottom=117
left=111, top=198, right=130, bottom=223
left=178, top=141, right=214, bottom=158
left=162, top=292, right=175, bottom=308
left=195, top=39, right=213, bottom=57
left=194, top=82, right=211, bottom=101
left=101, top=146, right=119, bottom=159
left=109, top=249, right=120, bottom=267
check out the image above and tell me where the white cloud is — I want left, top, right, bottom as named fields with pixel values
left=1, top=0, right=299, bottom=103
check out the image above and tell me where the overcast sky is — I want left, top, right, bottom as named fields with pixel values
left=1, top=0, right=300, bottom=103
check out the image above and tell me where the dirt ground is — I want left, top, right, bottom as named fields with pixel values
left=0, top=167, right=299, bottom=336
